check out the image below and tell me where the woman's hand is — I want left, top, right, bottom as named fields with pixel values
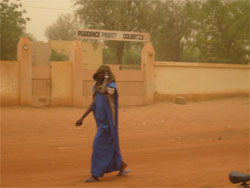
left=75, top=118, right=83, bottom=126
left=104, top=71, right=109, bottom=78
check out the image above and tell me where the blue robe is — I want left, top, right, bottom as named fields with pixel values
left=91, top=82, right=122, bottom=177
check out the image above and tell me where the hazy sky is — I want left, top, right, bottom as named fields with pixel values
left=20, top=0, right=75, bottom=41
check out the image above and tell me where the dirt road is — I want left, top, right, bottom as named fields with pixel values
left=1, top=97, right=249, bottom=187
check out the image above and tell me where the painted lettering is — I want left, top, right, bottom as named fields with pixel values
left=123, top=33, right=144, bottom=40
left=78, top=31, right=100, bottom=38
left=101, top=32, right=116, bottom=38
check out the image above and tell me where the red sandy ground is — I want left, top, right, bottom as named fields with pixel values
left=1, top=97, right=249, bottom=188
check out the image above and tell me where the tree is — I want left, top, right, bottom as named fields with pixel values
left=74, top=0, right=249, bottom=64
left=191, top=0, right=249, bottom=64
left=45, top=13, right=79, bottom=41
left=150, top=0, right=194, bottom=62
left=74, top=0, right=153, bottom=64
left=0, top=0, right=30, bottom=60
left=49, top=49, right=68, bottom=61
left=23, top=32, right=36, bottom=42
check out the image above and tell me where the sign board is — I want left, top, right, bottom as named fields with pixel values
left=77, top=29, right=150, bottom=42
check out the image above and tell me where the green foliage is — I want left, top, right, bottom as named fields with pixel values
left=49, top=49, right=69, bottom=61
left=150, top=0, right=193, bottom=62
left=122, top=48, right=141, bottom=65
left=74, top=0, right=249, bottom=64
left=187, top=0, right=249, bottom=64
left=0, top=0, right=30, bottom=60
left=103, top=47, right=116, bottom=64
left=45, top=14, right=79, bottom=41
left=182, top=47, right=201, bottom=62
left=23, top=32, right=36, bottom=42
left=103, top=43, right=141, bottom=65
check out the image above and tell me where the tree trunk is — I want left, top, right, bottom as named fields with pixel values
left=116, top=42, right=125, bottom=65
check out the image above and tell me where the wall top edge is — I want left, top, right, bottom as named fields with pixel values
left=0, top=60, right=19, bottom=63
left=50, top=61, right=71, bottom=63
left=155, top=61, right=250, bottom=69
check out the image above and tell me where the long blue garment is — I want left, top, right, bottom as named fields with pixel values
left=91, top=82, right=122, bottom=177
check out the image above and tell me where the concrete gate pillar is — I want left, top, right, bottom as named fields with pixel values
left=141, top=42, right=155, bottom=105
left=70, top=40, right=83, bottom=107
left=17, top=37, right=32, bottom=106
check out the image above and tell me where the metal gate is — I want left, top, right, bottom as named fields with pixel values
left=32, top=67, right=51, bottom=107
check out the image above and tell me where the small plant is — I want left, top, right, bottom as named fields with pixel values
left=49, top=49, right=68, bottom=61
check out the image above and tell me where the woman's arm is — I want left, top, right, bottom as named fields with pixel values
left=98, top=71, right=110, bottom=94
left=75, top=95, right=96, bottom=126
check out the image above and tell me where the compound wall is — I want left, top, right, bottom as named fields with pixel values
left=154, top=61, right=249, bottom=101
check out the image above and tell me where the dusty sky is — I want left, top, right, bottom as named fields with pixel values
left=20, top=0, right=75, bottom=41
